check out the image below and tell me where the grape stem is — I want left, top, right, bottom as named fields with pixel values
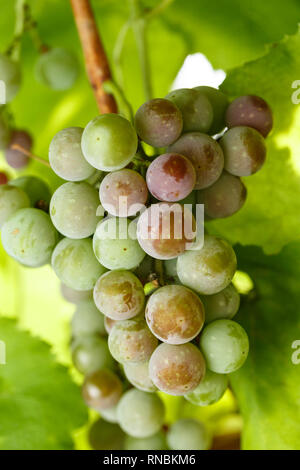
left=154, top=259, right=165, bottom=286
left=11, top=144, right=51, bottom=168
left=70, top=0, right=117, bottom=114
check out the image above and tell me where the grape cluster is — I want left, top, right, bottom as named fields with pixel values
left=0, top=85, right=272, bottom=450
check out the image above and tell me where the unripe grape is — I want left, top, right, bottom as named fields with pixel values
left=72, top=335, right=114, bottom=375
left=134, top=98, right=183, bottom=147
left=226, top=95, right=273, bottom=137
left=167, top=419, right=210, bottom=450
left=71, top=299, right=106, bottom=337
left=201, top=283, right=240, bottom=323
left=93, top=270, right=145, bottom=321
left=117, top=389, right=165, bottom=438
left=177, top=234, right=237, bottom=295
left=9, top=176, right=51, bottom=207
left=149, top=342, right=206, bottom=395
left=5, top=130, right=32, bottom=169
left=124, top=431, right=167, bottom=450
left=145, top=285, right=205, bottom=344
left=88, top=419, right=125, bottom=450
left=219, top=126, right=266, bottom=176
left=168, top=132, right=224, bottom=189
left=82, top=369, right=123, bottom=410
left=81, top=114, right=138, bottom=171
left=108, top=317, right=158, bottom=364
left=199, top=319, right=249, bottom=373
left=35, top=48, right=78, bottom=90
left=185, top=369, right=228, bottom=406
left=194, top=86, right=229, bottom=134
left=123, top=361, right=157, bottom=392
left=165, top=88, right=213, bottom=133
left=146, top=153, right=196, bottom=202
left=99, top=404, right=119, bottom=423
left=60, top=283, right=92, bottom=304
left=0, top=53, right=21, bottom=102
left=0, top=185, right=30, bottom=228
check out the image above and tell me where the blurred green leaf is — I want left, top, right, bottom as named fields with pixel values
left=231, top=243, right=300, bottom=450
left=0, top=317, right=88, bottom=449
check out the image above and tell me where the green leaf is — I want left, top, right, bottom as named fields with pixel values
left=204, top=29, right=300, bottom=253
left=0, top=318, right=87, bottom=450
left=230, top=243, right=300, bottom=450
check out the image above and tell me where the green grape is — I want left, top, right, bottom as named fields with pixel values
left=177, top=234, right=237, bottom=295
left=167, top=419, right=210, bottom=450
left=100, top=404, right=119, bottom=423
left=219, top=126, right=266, bottom=176
left=201, top=283, right=240, bottom=323
left=0, top=53, right=21, bottom=102
left=88, top=419, right=125, bottom=450
left=225, top=94, right=273, bottom=137
left=0, top=185, right=30, bottom=228
left=1, top=208, right=58, bottom=267
left=49, top=127, right=95, bottom=181
left=82, top=369, right=123, bottom=410
left=165, top=88, right=213, bottom=133
left=35, top=47, right=78, bottom=90
left=108, top=317, right=158, bottom=364
left=197, top=171, right=247, bottom=219
left=149, top=343, right=206, bottom=395
left=60, top=283, right=92, bottom=304
left=71, top=299, right=106, bottom=337
left=9, top=176, right=51, bottom=207
left=104, top=317, right=118, bottom=334
left=93, top=217, right=145, bottom=270
left=117, top=389, right=165, bottom=438
left=124, top=430, right=167, bottom=450
left=93, top=270, right=145, bottom=320
left=194, top=86, right=229, bottom=135
left=145, top=285, right=205, bottom=344
left=123, top=361, right=157, bottom=392
left=199, top=319, right=249, bottom=374
left=134, top=98, right=183, bottom=147
left=81, top=114, right=138, bottom=171
left=184, top=369, right=228, bottom=406
left=52, top=237, right=106, bottom=291
left=72, top=335, right=114, bottom=375
left=50, top=182, right=101, bottom=239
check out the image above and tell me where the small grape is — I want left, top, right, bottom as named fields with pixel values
left=145, top=285, right=205, bottom=344
left=197, top=171, right=247, bottom=218
left=99, top=169, right=148, bottom=217
left=0, top=185, right=30, bottom=228
left=71, top=299, right=106, bottom=337
left=49, top=127, right=95, bottom=181
left=9, top=175, right=51, bottom=207
left=199, top=319, right=249, bottom=374
left=124, top=431, right=167, bottom=450
left=52, top=237, right=106, bottom=291
left=100, top=404, right=119, bottom=423
left=0, top=113, right=11, bottom=150
left=226, top=95, right=273, bottom=137
left=0, top=53, right=21, bottom=102
left=35, top=47, right=78, bottom=90
left=219, top=126, right=266, bottom=176
left=117, top=389, right=165, bottom=438
left=185, top=369, right=228, bottom=406
left=194, top=86, right=229, bottom=134
left=88, top=419, right=125, bottom=450
left=93, top=270, right=145, bottom=320
left=146, top=153, right=196, bottom=202
left=167, top=419, right=210, bottom=450
left=60, top=283, right=92, bottom=304
left=134, top=98, right=183, bottom=147
left=123, top=361, right=157, bottom=392
left=104, top=317, right=118, bottom=334
left=136, top=202, right=196, bottom=260
left=168, top=132, right=224, bottom=189
left=5, top=130, right=32, bottom=169
left=149, top=343, right=206, bottom=395
left=72, top=335, right=114, bottom=375
left=81, top=114, right=138, bottom=171
left=50, top=182, right=101, bottom=239
left=201, top=283, right=240, bottom=323
left=165, top=88, right=213, bottom=133
left=1, top=208, right=57, bottom=266
left=0, top=172, right=8, bottom=185
left=82, top=369, right=123, bottom=410
left=108, top=317, right=158, bottom=364
left=177, top=234, right=237, bottom=295
left=93, top=217, right=145, bottom=270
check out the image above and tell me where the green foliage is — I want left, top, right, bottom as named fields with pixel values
left=0, top=318, right=87, bottom=449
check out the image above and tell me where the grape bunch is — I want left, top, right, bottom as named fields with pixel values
left=0, top=85, right=272, bottom=450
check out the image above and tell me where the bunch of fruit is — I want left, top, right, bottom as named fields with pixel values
left=0, top=86, right=272, bottom=450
